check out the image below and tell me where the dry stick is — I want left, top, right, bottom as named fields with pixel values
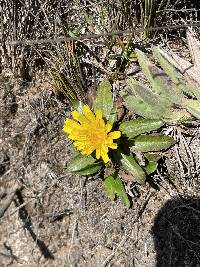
left=6, top=22, right=200, bottom=46
left=101, top=235, right=128, bottom=267
left=173, top=129, right=185, bottom=177
left=66, top=177, right=84, bottom=267
left=0, top=184, right=20, bottom=219
left=38, top=0, right=53, bottom=31
left=2, top=198, right=35, bottom=219
left=157, top=8, right=198, bottom=13
left=177, top=131, right=192, bottom=177
left=0, top=172, right=69, bottom=221
left=180, top=132, right=195, bottom=168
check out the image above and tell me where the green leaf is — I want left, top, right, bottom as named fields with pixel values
left=153, top=47, right=200, bottom=101
left=132, top=80, right=171, bottom=110
left=143, top=153, right=161, bottom=175
left=122, top=80, right=169, bottom=119
left=181, top=85, right=200, bottom=101
left=122, top=93, right=159, bottom=118
left=71, top=100, right=83, bottom=113
left=68, top=154, right=96, bottom=172
left=75, top=162, right=103, bottom=176
left=119, top=118, right=164, bottom=138
left=135, top=49, right=165, bottom=95
left=94, top=80, right=113, bottom=120
left=104, top=175, right=130, bottom=208
left=120, top=154, right=146, bottom=184
left=135, top=49, right=155, bottom=87
left=181, top=99, right=200, bottom=119
left=153, top=47, right=180, bottom=85
left=186, top=106, right=200, bottom=119
left=129, top=135, right=176, bottom=152
left=108, top=104, right=117, bottom=125
left=126, top=80, right=159, bottom=106
left=163, top=110, right=192, bottom=124
left=144, top=161, right=158, bottom=175
left=136, top=49, right=181, bottom=107
left=144, top=153, right=161, bottom=162
left=113, top=151, right=146, bottom=184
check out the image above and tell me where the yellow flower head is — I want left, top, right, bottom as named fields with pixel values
left=63, top=104, right=121, bottom=163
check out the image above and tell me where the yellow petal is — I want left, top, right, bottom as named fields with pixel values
left=74, top=141, right=86, bottom=150
left=95, top=110, right=105, bottom=130
left=63, top=119, right=81, bottom=134
left=87, top=146, right=95, bottom=155
left=101, top=151, right=109, bottom=163
left=108, top=131, right=121, bottom=139
left=71, top=110, right=88, bottom=124
left=96, top=148, right=101, bottom=159
left=106, top=123, right=112, bottom=133
left=82, top=146, right=95, bottom=155
left=83, top=105, right=95, bottom=121
left=96, top=117, right=106, bottom=129
left=108, top=143, right=117, bottom=149
left=100, top=145, right=109, bottom=163
left=68, top=133, right=86, bottom=141
left=101, top=144, right=109, bottom=154
left=63, top=105, right=120, bottom=162
left=95, top=110, right=102, bottom=120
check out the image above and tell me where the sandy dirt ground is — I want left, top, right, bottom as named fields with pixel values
left=0, top=74, right=200, bottom=267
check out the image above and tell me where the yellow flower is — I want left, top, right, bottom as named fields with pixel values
left=63, top=104, right=121, bottom=163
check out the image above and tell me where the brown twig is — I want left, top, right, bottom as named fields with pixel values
left=6, top=22, right=200, bottom=46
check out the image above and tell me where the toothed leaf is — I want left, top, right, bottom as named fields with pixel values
left=114, top=151, right=146, bottom=184
left=104, top=175, right=130, bottom=208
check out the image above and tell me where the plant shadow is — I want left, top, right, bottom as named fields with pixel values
left=152, top=197, right=200, bottom=267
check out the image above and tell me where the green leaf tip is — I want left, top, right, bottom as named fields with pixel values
left=104, top=175, right=131, bottom=208
left=68, top=154, right=102, bottom=175
left=114, top=150, right=146, bottom=184
left=94, top=80, right=113, bottom=121
left=129, top=135, right=176, bottom=152
left=119, top=118, right=164, bottom=138
left=143, top=153, right=161, bottom=175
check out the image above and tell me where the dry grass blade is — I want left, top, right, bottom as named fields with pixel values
left=187, top=31, right=200, bottom=68
left=48, top=40, right=88, bottom=102
left=157, top=30, right=200, bottom=87
left=158, top=48, right=192, bottom=72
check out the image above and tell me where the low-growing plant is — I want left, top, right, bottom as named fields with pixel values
left=153, top=31, right=200, bottom=119
left=122, top=47, right=200, bottom=123
left=63, top=80, right=175, bottom=207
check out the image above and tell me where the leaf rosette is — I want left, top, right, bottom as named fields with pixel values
left=63, top=80, right=175, bottom=207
